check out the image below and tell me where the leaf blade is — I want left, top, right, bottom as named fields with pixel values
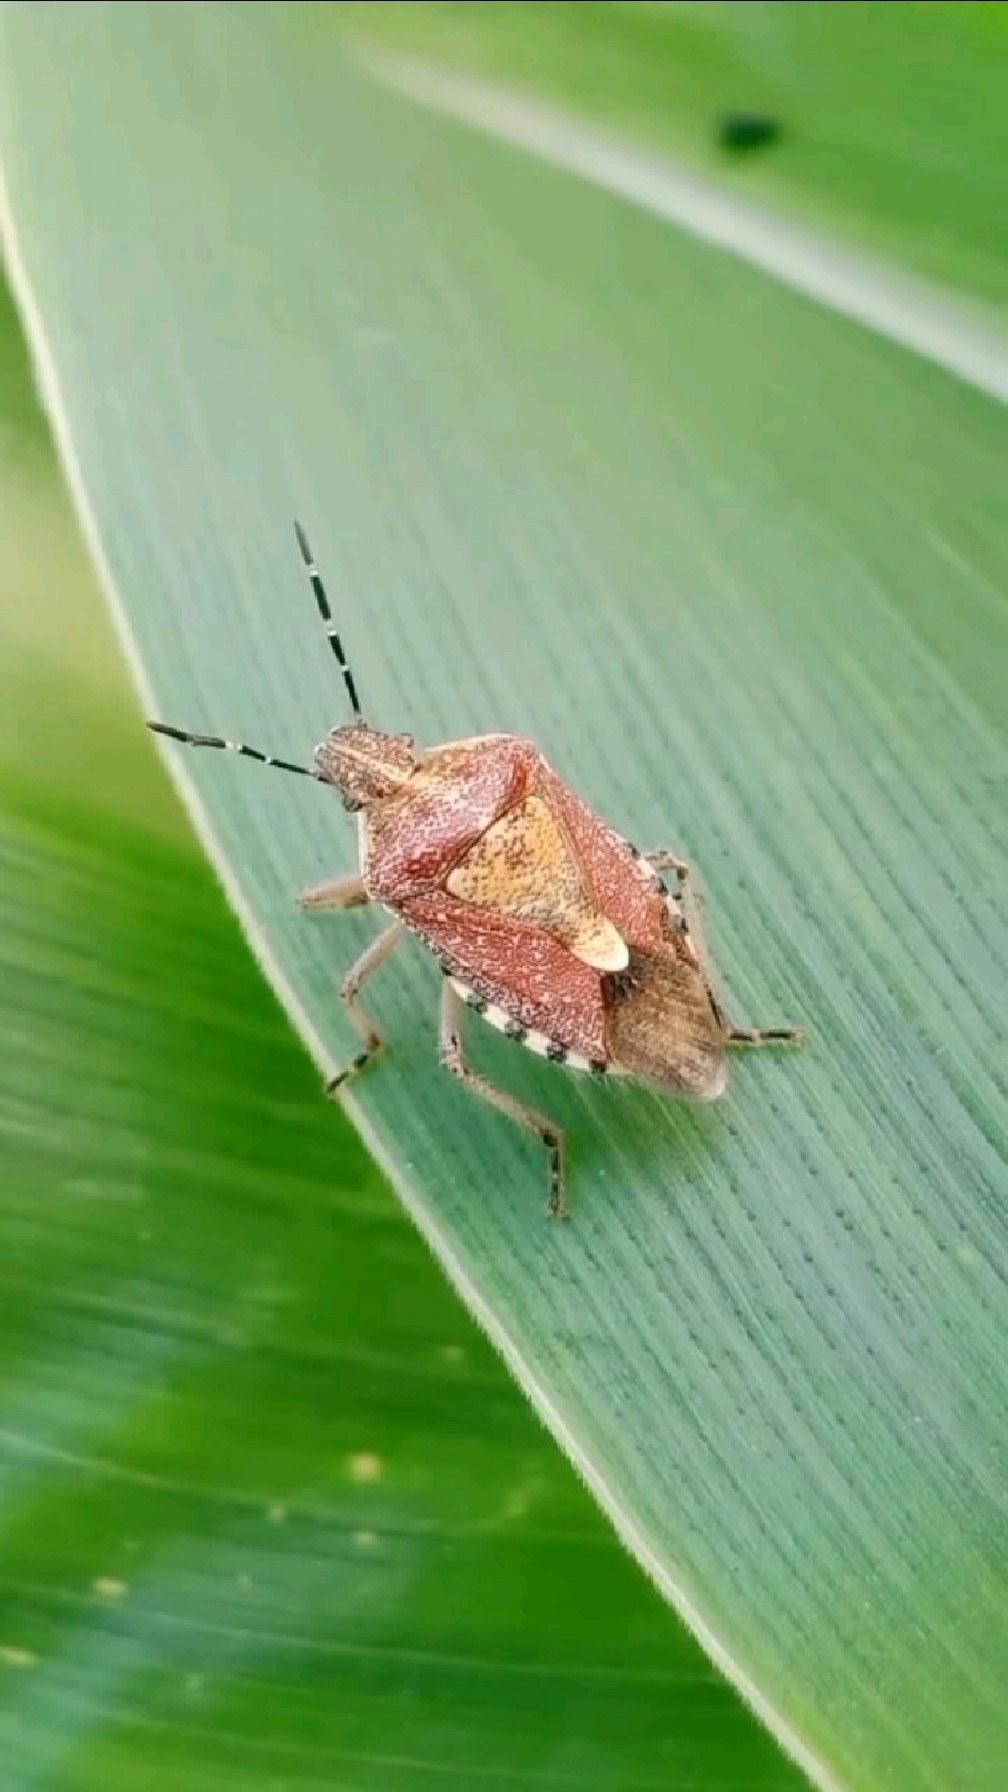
left=0, top=8, right=1005, bottom=1790
left=0, top=300, right=795, bottom=1792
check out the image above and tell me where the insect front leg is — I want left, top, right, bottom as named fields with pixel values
left=298, top=871, right=371, bottom=912
left=326, top=921, right=406, bottom=1093
left=438, top=981, right=569, bottom=1220
left=643, top=848, right=691, bottom=885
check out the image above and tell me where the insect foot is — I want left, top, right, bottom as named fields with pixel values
left=325, top=1049, right=377, bottom=1095
left=726, top=1025, right=806, bottom=1048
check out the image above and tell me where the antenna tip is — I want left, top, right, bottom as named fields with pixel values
left=293, top=517, right=312, bottom=563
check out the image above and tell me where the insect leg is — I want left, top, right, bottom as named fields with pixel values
left=727, top=1025, right=805, bottom=1048
left=643, top=848, right=691, bottom=884
left=438, top=981, right=569, bottom=1219
left=326, top=921, right=406, bottom=1093
left=298, top=872, right=371, bottom=912
left=676, top=893, right=803, bottom=1047
left=643, top=847, right=805, bottom=1047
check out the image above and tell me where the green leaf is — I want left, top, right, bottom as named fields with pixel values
left=1, top=6, right=1005, bottom=1792
left=0, top=283, right=797, bottom=1792
left=339, top=0, right=1008, bottom=303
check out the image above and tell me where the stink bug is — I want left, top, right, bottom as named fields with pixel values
left=149, top=524, right=803, bottom=1217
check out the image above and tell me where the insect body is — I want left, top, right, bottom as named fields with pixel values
left=149, top=524, right=803, bottom=1217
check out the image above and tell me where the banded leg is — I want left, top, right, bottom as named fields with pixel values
left=655, top=850, right=707, bottom=960
left=645, top=848, right=693, bottom=943
left=643, top=847, right=691, bottom=885
left=727, top=1024, right=805, bottom=1048
left=298, top=871, right=370, bottom=913
left=696, top=948, right=803, bottom=1052
left=643, top=853, right=804, bottom=1046
left=438, top=981, right=569, bottom=1219
left=708, top=978, right=804, bottom=1051
left=326, top=921, right=406, bottom=1093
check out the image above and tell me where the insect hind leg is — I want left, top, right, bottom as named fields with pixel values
left=645, top=854, right=805, bottom=1048
left=326, top=921, right=406, bottom=1093
left=438, top=981, right=569, bottom=1219
left=727, top=1024, right=805, bottom=1048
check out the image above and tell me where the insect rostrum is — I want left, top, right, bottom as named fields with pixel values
left=148, top=524, right=803, bottom=1217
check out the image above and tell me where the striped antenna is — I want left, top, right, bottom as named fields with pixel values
left=147, top=722, right=314, bottom=778
left=293, top=519, right=362, bottom=716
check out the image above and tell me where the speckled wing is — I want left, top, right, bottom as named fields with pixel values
left=363, top=736, right=529, bottom=899
left=400, top=890, right=608, bottom=1062
left=603, top=947, right=727, bottom=1098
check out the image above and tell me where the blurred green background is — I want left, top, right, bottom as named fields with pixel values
left=345, top=0, right=1008, bottom=299
left=0, top=5, right=1005, bottom=1791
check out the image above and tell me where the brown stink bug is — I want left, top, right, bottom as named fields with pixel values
left=148, top=523, right=803, bottom=1217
